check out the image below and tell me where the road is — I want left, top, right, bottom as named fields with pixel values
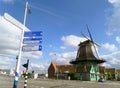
left=0, top=75, right=120, bottom=88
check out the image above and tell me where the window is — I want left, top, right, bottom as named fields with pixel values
left=91, top=74, right=94, bottom=78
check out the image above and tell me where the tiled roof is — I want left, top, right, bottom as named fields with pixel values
left=57, top=65, right=75, bottom=73
left=117, top=69, right=120, bottom=74
left=106, top=68, right=116, bottom=74
left=51, top=62, right=58, bottom=70
left=99, top=66, right=105, bottom=74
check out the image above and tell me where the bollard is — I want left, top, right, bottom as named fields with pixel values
left=24, top=71, right=28, bottom=88
left=23, top=59, right=29, bottom=88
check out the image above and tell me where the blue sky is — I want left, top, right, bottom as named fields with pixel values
left=0, top=0, right=120, bottom=73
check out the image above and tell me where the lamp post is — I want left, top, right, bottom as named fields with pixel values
left=13, top=1, right=29, bottom=88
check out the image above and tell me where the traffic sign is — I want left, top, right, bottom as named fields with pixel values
left=22, top=59, right=29, bottom=69
left=23, top=38, right=42, bottom=44
left=24, top=31, right=42, bottom=37
left=22, top=45, right=42, bottom=51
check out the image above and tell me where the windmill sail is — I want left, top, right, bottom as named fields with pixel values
left=86, top=25, right=99, bottom=58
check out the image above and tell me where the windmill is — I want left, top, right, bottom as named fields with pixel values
left=81, top=25, right=100, bottom=59
left=70, top=25, right=106, bottom=81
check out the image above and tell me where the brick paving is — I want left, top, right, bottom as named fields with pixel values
left=0, top=75, right=120, bottom=88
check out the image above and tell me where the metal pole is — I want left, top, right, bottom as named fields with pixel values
left=13, top=1, right=28, bottom=88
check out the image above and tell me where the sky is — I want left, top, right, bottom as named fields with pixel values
left=0, top=0, right=120, bottom=73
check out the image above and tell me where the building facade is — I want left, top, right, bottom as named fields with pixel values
left=48, top=62, right=75, bottom=79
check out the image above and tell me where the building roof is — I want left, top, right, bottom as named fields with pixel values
left=70, top=39, right=106, bottom=64
left=99, top=66, right=106, bottom=74
left=78, top=40, right=97, bottom=59
left=58, top=64, right=75, bottom=73
left=116, top=69, right=120, bottom=74
left=52, top=63, right=58, bottom=70
left=106, top=68, right=116, bottom=74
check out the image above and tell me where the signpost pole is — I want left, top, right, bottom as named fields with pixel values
left=13, top=1, right=28, bottom=88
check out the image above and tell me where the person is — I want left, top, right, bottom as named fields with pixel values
left=68, top=76, right=71, bottom=80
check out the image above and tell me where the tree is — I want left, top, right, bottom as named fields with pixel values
left=107, top=72, right=112, bottom=80
left=22, top=72, right=31, bottom=78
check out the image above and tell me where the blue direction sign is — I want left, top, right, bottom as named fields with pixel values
left=22, top=45, right=42, bottom=51
left=24, top=31, right=42, bottom=37
left=23, top=38, right=42, bottom=44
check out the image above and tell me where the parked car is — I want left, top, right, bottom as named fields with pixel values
left=98, top=78, right=106, bottom=82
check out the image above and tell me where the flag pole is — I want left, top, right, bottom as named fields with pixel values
left=13, top=1, right=28, bottom=88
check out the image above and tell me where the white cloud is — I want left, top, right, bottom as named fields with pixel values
left=116, top=36, right=120, bottom=43
left=61, top=35, right=87, bottom=48
left=30, top=63, right=48, bottom=74
left=106, top=0, right=120, bottom=34
left=102, top=63, right=111, bottom=68
left=0, top=56, right=13, bottom=65
left=0, top=56, right=14, bottom=69
left=49, top=51, right=77, bottom=65
left=31, top=63, right=46, bottom=70
left=108, top=0, right=120, bottom=4
left=101, top=51, right=120, bottom=68
left=102, top=43, right=118, bottom=52
left=22, top=51, right=43, bottom=60
left=60, top=46, right=66, bottom=49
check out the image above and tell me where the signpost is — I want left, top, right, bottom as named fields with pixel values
left=12, top=1, right=32, bottom=88
left=4, top=1, right=42, bottom=88
left=23, top=31, right=43, bottom=51
left=22, top=30, right=42, bottom=88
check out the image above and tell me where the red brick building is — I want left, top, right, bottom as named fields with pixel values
left=48, top=63, right=58, bottom=78
left=48, top=62, right=75, bottom=79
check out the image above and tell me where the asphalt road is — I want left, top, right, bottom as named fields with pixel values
left=0, top=75, right=120, bottom=88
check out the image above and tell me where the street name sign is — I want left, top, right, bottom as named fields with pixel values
left=22, top=45, right=42, bottom=51
left=23, top=38, right=42, bottom=44
left=24, top=31, right=42, bottom=37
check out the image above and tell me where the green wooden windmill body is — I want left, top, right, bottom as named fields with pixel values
left=70, top=40, right=105, bottom=81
